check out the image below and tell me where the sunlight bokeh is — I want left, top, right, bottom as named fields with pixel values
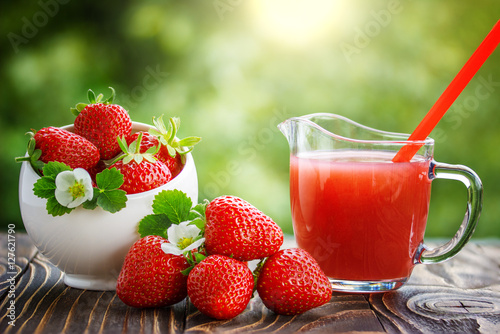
left=249, top=0, right=350, bottom=47
left=2, top=0, right=499, bottom=239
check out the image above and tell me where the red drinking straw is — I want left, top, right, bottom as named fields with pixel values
left=393, top=19, right=500, bottom=163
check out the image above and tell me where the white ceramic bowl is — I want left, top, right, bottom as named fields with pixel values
left=18, top=122, right=198, bottom=291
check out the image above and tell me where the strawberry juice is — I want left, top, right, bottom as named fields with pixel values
left=290, top=150, right=432, bottom=281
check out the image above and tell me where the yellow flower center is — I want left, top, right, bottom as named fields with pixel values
left=177, top=237, right=194, bottom=250
left=69, top=181, right=86, bottom=199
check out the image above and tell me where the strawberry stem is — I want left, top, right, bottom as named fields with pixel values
left=252, top=258, right=267, bottom=293
left=71, top=87, right=117, bottom=116
left=14, top=130, right=44, bottom=175
left=149, top=114, right=201, bottom=158
left=107, top=133, right=159, bottom=166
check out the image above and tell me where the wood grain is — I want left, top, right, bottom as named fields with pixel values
left=1, top=234, right=500, bottom=333
left=0, top=233, right=38, bottom=297
left=184, top=294, right=385, bottom=333
left=369, top=242, right=500, bottom=333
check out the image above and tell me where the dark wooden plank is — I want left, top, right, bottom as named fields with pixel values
left=2, top=233, right=500, bottom=333
left=184, top=294, right=385, bottom=333
left=369, top=286, right=500, bottom=333
left=369, top=242, right=500, bottom=333
left=0, top=232, right=38, bottom=297
left=0, top=252, right=185, bottom=334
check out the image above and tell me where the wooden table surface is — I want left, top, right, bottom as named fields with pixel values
left=1, top=233, right=499, bottom=334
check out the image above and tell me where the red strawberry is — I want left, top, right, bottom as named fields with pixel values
left=256, top=248, right=332, bottom=315
left=116, top=235, right=190, bottom=308
left=126, top=131, right=183, bottom=177
left=109, top=134, right=172, bottom=194
left=72, top=88, right=132, bottom=160
left=111, top=159, right=171, bottom=194
left=187, top=255, right=254, bottom=320
left=31, top=127, right=100, bottom=170
left=204, top=196, right=284, bottom=261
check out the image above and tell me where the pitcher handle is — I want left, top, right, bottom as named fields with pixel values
left=415, top=161, right=483, bottom=264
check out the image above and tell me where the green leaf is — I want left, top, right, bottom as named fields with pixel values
left=187, top=200, right=208, bottom=233
left=152, top=190, right=192, bottom=224
left=193, top=252, right=207, bottom=263
left=148, top=128, right=162, bottom=138
left=168, top=117, right=180, bottom=140
left=96, top=189, right=127, bottom=213
left=43, top=161, right=72, bottom=179
left=190, top=200, right=208, bottom=219
left=27, top=135, right=36, bottom=155
left=181, top=266, right=194, bottom=276
left=76, top=103, right=87, bottom=112
left=188, top=218, right=205, bottom=233
left=138, top=214, right=172, bottom=238
left=46, top=197, right=73, bottom=216
left=31, top=149, right=42, bottom=161
left=177, top=136, right=202, bottom=148
left=95, top=167, right=124, bottom=190
left=82, top=188, right=100, bottom=210
left=91, top=168, right=127, bottom=213
left=70, top=107, right=80, bottom=117
left=118, top=136, right=129, bottom=154
left=31, top=160, right=45, bottom=174
left=33, top=177, right=57, bottom=199
left=32, top=161, right=72, bottom=199
left=167, top=145, right=176, bottom=157
left=88, top=89, right=96, bottom=103
left=104, top=87, right=116, bottom=104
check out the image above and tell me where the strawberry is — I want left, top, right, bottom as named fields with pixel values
left=116, top=235, right=189, bottom=308
left=204, top=196, right=284, bottom=261
left=21, top=127, right=100, bottom=172
left=187, top=255, right=254, bottom=320
left=109, top=133, right=172, bottom=194
left=127, top=131, right=185, bottom=178
left=256, top=248, right=332, bottom=315
left=148, top=115, right=201, bottom=177
left=72, top=87, right=132, bottom=160
left=86, top=159, right=106, bottom=186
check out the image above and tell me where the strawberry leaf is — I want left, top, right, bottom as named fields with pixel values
left=87, top=89, right=97, bottom=104
left=152, top=190, right=192, bottom=224
left=32, top=162, right=76, bottom=216
left=177, top=136, right=202, bottom=148
left=96, top=189, right=127, bottom=213
left=82, top=189, right=99, bottom=210
left=33, top=177, right=57, bottom=199
left=90, top=167, right=127, bottom=213
left=33, top=161, right=72, bottom=201
left=187, top=200, right=208, bottom=233
left=96, top=167, right=124, bottom=190
left=138, top=214, right=172, bottom=238
left=46, top=197, right=73, bottom=216
left=43, top=161, right=72, bottom=179
left=103, top=87, right=116, bottom=104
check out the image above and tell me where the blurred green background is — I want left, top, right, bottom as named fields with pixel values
left=1, top=0, right=499, bottom=239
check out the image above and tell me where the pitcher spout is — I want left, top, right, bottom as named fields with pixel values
left=278, top=114, right=335, bottom=154
left=277, top=118, right=293, bottom=146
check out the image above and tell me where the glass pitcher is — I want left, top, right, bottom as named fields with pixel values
left=278, top=113, right=482, bottom=293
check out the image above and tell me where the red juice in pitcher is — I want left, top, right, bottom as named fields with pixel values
left=290, top=150, right=432, bottom=281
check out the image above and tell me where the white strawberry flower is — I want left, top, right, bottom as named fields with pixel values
left=161, top=221, right=205, bottom=256
left=54, top=168, right=94, bottom=208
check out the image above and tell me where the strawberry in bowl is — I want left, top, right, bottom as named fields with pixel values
left=16, top=88, right=200, bottom=291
